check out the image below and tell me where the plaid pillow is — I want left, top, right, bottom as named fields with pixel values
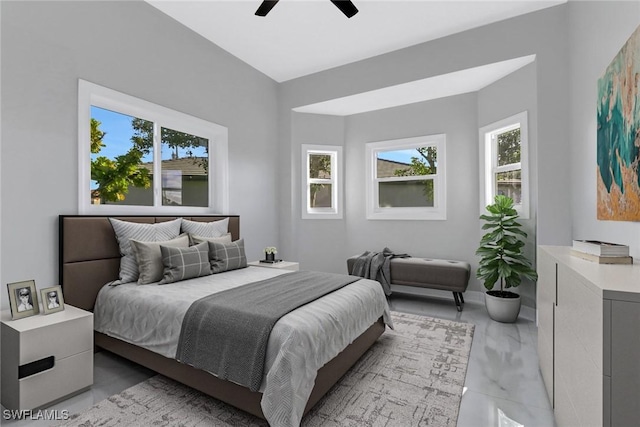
left=208, top=238, right=247, bottom=273
left=159, top=242, right=212, bottom=284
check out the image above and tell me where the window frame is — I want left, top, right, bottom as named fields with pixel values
left=301, top=144, right=343, bottom=219
left=479, top=111, right=529, bottom=219
left=78, top=80, right=229, bottom=215
left=366, top=134, right=447, bottom=220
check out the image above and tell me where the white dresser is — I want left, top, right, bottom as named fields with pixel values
left=537, top=245, right=640, bottom=427
left=1, top=304, right=93, bottom=410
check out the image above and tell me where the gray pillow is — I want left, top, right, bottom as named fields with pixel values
left=190, top=233, right=232, bottom=245
left=159, top=242, right=212, bottom=284
left=208, top=238, right=247, bottom=273
left=109, top=218, right=182, bottom=283
left=130, top=234, right=190, bottom=284
left=181, top=218, right=228, bottom=238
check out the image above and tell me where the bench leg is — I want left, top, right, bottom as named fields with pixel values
left=453, top=292, right=463, bottom=312
left=459, top=292, right=464, bottom=304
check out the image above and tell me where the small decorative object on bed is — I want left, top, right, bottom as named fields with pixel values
left=7, top=280, right=39, bottom=320
left=264, top=246, right=277, bottom=262
left=40, top=285, right=65, bottom=314
left=476, top=195, right=537, bottom=323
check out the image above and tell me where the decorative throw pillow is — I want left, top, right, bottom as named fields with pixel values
left=108, top=218, right=182, bottom=283
left=190, top=233, right=232, bottom=245
left=181, top=218, right=229, bottom=238
left=130, top=234, right=190, bottom=284
left=159, top=242, right=212, bottom=284
left=208, top=238, right=247, bottom=273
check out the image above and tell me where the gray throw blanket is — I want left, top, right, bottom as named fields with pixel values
left=351, top=248, right=410, bottom=296
left=176, top=270, right=360, bottom=392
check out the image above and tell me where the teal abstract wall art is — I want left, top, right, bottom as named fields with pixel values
left=597, top=24, right=640, bottom=221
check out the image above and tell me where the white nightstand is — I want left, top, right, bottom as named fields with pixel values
left=1, top=304, right=93, bottom=410
left=248, top=260, right=300, bottom=271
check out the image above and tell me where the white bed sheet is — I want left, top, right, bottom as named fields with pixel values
left=94, top=266, right=391, bottom=427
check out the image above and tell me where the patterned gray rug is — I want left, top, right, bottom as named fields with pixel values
left=59, top=312, right=474, bottom=427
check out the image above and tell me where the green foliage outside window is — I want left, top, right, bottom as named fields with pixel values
left=90, top=118, right=151, bottom=203
left=393, top=147, right=437, bottom=201
left=90, top=117, right=209, bottom=204
left=497, top=128, right=521, bottom=166
left=309, top=154, right=332, bottom=208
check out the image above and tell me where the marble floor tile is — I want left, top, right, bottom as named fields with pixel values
left=458, top=389, right=556, bottom=427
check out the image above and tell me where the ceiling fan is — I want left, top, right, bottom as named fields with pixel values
left=255, top=0, right=359, bottom=18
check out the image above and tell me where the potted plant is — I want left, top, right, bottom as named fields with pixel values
left=476, top=195, right=538, bottom=323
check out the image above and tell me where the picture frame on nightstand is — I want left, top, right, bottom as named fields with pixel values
left=7, top=280, right=39, bottom=320
left=40, top=285, right=65, bottom=315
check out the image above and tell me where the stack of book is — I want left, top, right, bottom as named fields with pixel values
left=571, top=240, right=632, bottom=264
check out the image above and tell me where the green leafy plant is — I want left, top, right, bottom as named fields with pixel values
left=476, top=195, right=538, bottom=295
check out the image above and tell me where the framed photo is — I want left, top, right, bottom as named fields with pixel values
left=40, top=286, right=65, bottom=315
left=7, top=280, right=39, bottom=320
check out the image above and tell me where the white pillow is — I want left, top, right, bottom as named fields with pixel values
left=181, top=218, right=229, bottom=238
left=109, top=218, right=182, bottom=284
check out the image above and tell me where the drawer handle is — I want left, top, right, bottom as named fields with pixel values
left=18, top=356, right=54, bottom=379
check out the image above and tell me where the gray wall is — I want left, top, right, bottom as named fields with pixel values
left=0, top=1, right=280, bottom=310
left=279, top=5, right=570, bottom=308
left=291, top=113, right=347, bottom=272
left=478, top=63, right=538, bottom=307
left=344, top=93, right=478, bottom=270
left=568, top=1, right=640, bottom=258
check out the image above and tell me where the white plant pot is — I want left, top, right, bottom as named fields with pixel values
left=485, top=291, right=521, bottom=323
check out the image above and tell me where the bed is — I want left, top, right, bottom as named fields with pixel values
left=59, top=215, right=389, bottom=427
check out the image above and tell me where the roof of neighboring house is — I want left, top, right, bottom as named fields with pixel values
left=141, top=157, right=207, bottom=176
left=377, top=158, right=410, bottom=178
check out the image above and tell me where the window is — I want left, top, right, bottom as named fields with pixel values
left=301, top=145, right=342, bottom=219
left=366, top=134, right=446, bottom=220
left=78, top=80, right=228, bottom=214
left=479, top=111, right=529, bottom=218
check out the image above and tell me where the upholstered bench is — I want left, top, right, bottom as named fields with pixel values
left=347, top=256, right=471, bottom=311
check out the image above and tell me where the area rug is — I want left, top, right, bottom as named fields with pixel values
left=58, top=312, right=474, bottom=427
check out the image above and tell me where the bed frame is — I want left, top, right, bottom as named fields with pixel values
left=58, top=215, right=385, bottom=420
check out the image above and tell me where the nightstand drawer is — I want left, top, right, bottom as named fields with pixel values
left=19, top=315, right=93, bottom=364
left=18, top=350, right=93, bottom=410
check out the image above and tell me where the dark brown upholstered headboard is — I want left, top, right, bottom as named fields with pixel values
left=59, top=215, right=240, bottom=311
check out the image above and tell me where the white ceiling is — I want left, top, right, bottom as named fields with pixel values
left=148, top=0, right=564, bottom=83
left=147, top=1, right=563, bottom=115
left=293, top=54, right=536, bottom=115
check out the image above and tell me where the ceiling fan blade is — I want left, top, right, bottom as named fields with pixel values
left=330, top=0, right=359, bottom=18
left=255, top=0, right=279, bottom=17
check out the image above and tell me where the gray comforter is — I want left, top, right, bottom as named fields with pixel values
left=176, top=270, right=360, bottom=391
